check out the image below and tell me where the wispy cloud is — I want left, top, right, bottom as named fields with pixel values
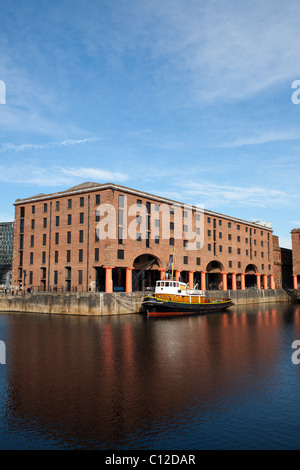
left=222, top=131, right=300, bottom=148
left=0, top=137, right=99, bottom=152
left=178, top=181, right=292, bottom=209
left=0, top=164, right=128, bottom=187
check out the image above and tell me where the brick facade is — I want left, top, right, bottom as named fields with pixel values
left=12, top=182, right=281, bottom=293
left=291, top=229, right=300, bottom=288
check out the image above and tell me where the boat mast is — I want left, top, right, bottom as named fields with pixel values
left=171, top=247, right=175, bottom=280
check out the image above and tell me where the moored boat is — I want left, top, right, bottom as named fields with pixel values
left=142, top=280, right=233, bottom=316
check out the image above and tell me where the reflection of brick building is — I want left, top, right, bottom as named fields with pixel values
left=0, top=222, right=14, bottom=286
left=12, top=182, right=283, bottom=293
left=272, top=235, right=293, bottom=289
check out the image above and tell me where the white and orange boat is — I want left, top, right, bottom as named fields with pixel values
left=142, top=280, right=233, bottom=316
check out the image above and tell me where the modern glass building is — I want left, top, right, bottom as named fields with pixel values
left=0, top=222, right=14, bottom=286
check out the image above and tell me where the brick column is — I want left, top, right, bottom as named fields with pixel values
left=126, top=267, right=133, bottom=293
left=293, top=275, right=298, bottom=290
left=175, top=270, right=181, bottom=282
left=232, top=273, right=237, bottom=291
left=221, top=272, right=227, bottom=291
left=270, top=274, right=275, bottom=290
left=104, top=266, right=114, bottom=293
left=256, top=273, right=261, bottom=290
left=201, top=271, right=206, bottom=291
left=263, top=274, right=268, bottom=290
left=241, top=273, right=246, bottom=290
left=159, top=268, right=166, bottom=280
left=189, top=271, right=195, bottom=288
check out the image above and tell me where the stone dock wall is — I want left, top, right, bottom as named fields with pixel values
left=0, top=288, right=296, bottom=316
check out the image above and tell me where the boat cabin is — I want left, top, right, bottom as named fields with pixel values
left=154, top=280, right=205, bottom=296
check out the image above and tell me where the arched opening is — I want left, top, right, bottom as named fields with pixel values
left=206, top=261, right=224, bottom=290
left=245, top=264, right=258, bottom=288
left=133, top=254, right=162, bottom=291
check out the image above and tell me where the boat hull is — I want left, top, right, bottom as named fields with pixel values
left=142, top=296, right=233, bottom=316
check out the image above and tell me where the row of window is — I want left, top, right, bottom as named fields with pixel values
left=26, top=270, right=84, bottom=286
left=27, top=194, right=101, bottom=216
left=208, top=243, right=266, bottom=257
left=207, top=231, right=266, bottom=246
left=207, top=217, right=268, bottom=237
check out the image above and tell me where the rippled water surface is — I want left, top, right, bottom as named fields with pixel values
left=1, top=302, right=300, bottom=449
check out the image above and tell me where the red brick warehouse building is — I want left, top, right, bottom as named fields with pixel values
left=12, top=182, right=283, bottom=293
left=291, top=228, right=300, bottom=289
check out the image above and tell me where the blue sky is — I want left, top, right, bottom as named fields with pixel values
left=0, top=0, right=300, bottom=248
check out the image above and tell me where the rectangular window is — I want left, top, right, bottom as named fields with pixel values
left=67, top=231, right=71, bottom=244
left=196, top=257, right=201, bottom=266
left=54, top=271, right=58, bottom=285
left=31, top=219, right=35, bottom=230
left=80, top=213, right=84, bottom=224
left=66, top=250, right=71, bottom=263
left=42, top=252, right=46, bottom=264
left=183, top=256, right=188, bottom=265
left=169, top=238, right=174, bottom=246
left=136, top=233, right=142, bottom=242
left=183, top=211, right=188, bottom=218
left=262, top=264, right=264, bottom=271
left=96, top=194, right=100, bottom=205
left=30, top=235, right=34, bottom=247
left=229, top=261, right=232, bottom=268
left=183, top=240, right=188, bottom=248
left=56, top=201, right=60, bottom=211
left=29, top=271, right=33, bottom=285
left=95, top=248, right=99, bottom=262
left=119, top=195, right=124, bottom=208
left=118, top=249, right=124, bottom=260
left=208, top=244, right=211, bottom=251
left=219, top=245, right=223, bottom=252
left=80, top=197, right=84, bottom=207
left=68, top=214, right=72, bottom=225
left=118, top=227, right=123, bottom=244
left=32, top=205, right=35, bottom=214
left=155, top=204, right=159, bottom=211
left=238, top=262, right=241, bottom=268
left=196, top=241, right=200, bottom=249
left=54, top=251, right=58, bottom=263
left=43, top=218, right=47, bottom=228
left=237, top=248, right=241, bottom=254
left=20, top=219, right=24, bottom=233
left=237, top=236, right=240, bottom=242
left=95, top=210, right=100, bottom=222
left=30, top=252, right=33, bottom=264
left=170, top=222, right=174, bottom=230
left=155, top=235, right=159, bottom=244
left=228, top=247, right=232, bottom=253
left=56, top=216, right=59, bottom=227
left=43, top=234, right=47, bottom=246
left=183, top=225, right=188, bottom=232
left=196, top=214, right=200, bottom=221
left=228, top=222, right=231, bottom=228
left=95, top=228, right=99, bottom=242
left=44, top=203, right=47, bottom=213
left=68, top=199, right=72, bottom=209
left=79, top=249, right=83, bottom=262
left=20, top=207, right=25, bottom=218
left=237, top=224, right=240, bottom=230
left=55, top=233, right=59, bottom=245
left=78, top=270, right=83, bottom=285
left=207, top=217, right=211, bottom=223
left=137, top=199, right=142, bottom=206
left=79, top=230, right=84, bottom=243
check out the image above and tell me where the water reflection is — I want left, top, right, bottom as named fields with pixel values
left=1, top=303, right=300, bottom=449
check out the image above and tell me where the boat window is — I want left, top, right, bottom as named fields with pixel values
left=157, top=282, right=160, bottom=287
left=165, top=282, right=169, bottom=287
left=172, top=282, right=176, bottom=287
